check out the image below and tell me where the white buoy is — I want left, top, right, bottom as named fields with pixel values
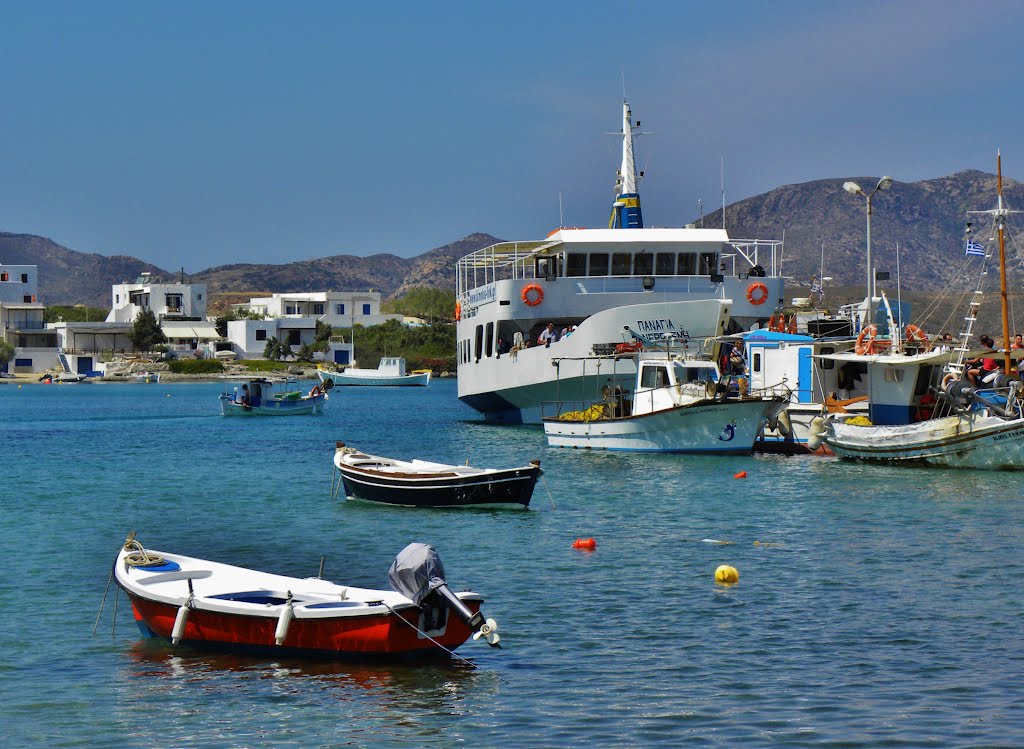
left=776, top=409, right=792, bottom=437
left=171, top=604, right=190, bottom=645
left=275, top=603, right=293, bottom=645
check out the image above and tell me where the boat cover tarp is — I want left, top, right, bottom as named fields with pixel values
left=388, top=543, right=447, bottom=605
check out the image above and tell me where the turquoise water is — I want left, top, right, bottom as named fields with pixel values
left=2, top=379, right=1022, bottom=748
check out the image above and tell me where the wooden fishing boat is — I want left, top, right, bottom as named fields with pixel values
left=113, top=533, right=500, bottom=660
left=219, top=377, right=328, bottom=416
left=332, top=443, right=541, bottom=509
left=820, top=153, right=1024, bottom=469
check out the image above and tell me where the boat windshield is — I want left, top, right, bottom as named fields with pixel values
left=673, top=362, right=718, bottom=384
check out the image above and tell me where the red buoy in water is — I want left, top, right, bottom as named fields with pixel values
left=734, top=471, right=747, bottom=479
left=572, top=538, right=597, bottom=550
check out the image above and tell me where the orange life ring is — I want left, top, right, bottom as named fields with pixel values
left=455, top=301, right=462, bottom=321
left=522, top=284, right=544, bottom=306
left=310, top=385, right=322, bottom=397
left=746, top=281, right=769, bottom=305
left=905, top=323, right=931, bottom=351
left=855, top=324, right=879, bottom=355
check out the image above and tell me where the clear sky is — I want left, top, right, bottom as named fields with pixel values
left=2, top=0, right=1022, bottom=271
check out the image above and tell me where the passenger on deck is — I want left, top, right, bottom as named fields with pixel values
left=966, top=336, right=998, bottom=387
left=496, top=337, right=510, bottom=357
left=538, top=322, right=558, bottom=347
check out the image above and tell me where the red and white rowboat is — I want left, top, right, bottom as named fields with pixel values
left=113, top=534, right=500, bottom=660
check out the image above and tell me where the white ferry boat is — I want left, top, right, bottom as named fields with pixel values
left=456, top=101, right=786, bottom=424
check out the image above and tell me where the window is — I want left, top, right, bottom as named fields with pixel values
left=285, top=305, right=296, bottom=315
left=256, top=329, right=267, bottom=341
left=0, top=272, right=7, bottom=281
left=165, top=294, right=182, bottom=312
left=336, top=303, right=345, bottom=315
left=634, top=253, right=653, bottom=275
left=115, top=294, right=120, bottom=304
left=819, top=347, right=835, bottom=370
left=566, top=254, right=587, bottom=277
left=20, top=274, right=28, bottom=283
left=611, top=253, right=632, bottom=275
left=313, top=303, right=324, bottom=315
left=23, top=295, right=31, bottom=303
left=699, top=253, right=718, bottom=275
left=884, top=368, right=904, bottom=383
left=640, top=366, right=669, bottom=389
left=362, top=304, right=371, bottom=315
left=15, top=358, right=32, bottom=367
left=485, top=322, right=494, bottom=357
left=198, top=293, right=203, bottom=300
left=474, top=325, right=483, bottom=361
left=655, top=253, right=675, bottom=275
left=589, top=254, right=609, bottom=276
left=677, top=254, right=696, bottom=275
left=288, top=330, right=300, bottom=346
left=752, top=353, right=762, bottom=373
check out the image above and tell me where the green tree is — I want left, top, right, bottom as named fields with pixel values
left=264, top=337, right=281, bottom=361
left=130, top=309, right=166, bottom=352
left=0, top=339, right=14, bottom=370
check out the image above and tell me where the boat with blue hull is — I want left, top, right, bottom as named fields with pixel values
left=220, top=378, right=327, bottom=416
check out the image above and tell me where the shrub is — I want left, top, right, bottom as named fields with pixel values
left=167, top=359, right=224, bottom=375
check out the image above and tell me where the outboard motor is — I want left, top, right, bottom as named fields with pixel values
left=388, top=543, right=500, bottom=647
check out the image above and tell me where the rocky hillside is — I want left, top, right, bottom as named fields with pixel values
left=4, top=169, right=1023, bottom=307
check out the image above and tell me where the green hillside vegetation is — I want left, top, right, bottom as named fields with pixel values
left=338, top=319, right=455, bottom=372
left=44, top=305, right=109, bottom=323
left=382, top=287, right=456, bottom=321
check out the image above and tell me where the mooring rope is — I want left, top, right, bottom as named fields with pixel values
left=123, top=538, right=165, bottom=567
left=383, top=602, right=508, bottom=683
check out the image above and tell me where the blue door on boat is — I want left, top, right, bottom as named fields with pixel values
left=77, top=356, right=93, bottom=375
left=334, top=350, right=350, bottom=365
left=797, top=348, right=813, bottom=403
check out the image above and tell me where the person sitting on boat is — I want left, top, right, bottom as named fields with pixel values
left=727, top=341, right=746, bottom=376
left=538, top=322, right=558, bottom=347
left=966, top=336, right=999, bottom=387
left=237, top=384, right=250, bottom=407
left=496, top=337, right=510, bottom=357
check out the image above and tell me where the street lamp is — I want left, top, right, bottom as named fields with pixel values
left=843, top=176, right=894, bottom=322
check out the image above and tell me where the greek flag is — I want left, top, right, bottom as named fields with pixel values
left=965, top=240, right=986, bottom=257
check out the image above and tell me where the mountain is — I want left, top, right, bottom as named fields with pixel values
left=3, top=169, right=1022, bottom=308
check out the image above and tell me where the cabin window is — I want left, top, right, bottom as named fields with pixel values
left=256, top=329, right=267, bottom=341
left=566, top=254, right=587, bottom=277
left=634, top=253, right=653, bottom=275
left=474, top=325, right=483, bottom=362
left=485, top=322, right=494, bottom=357
left=884, top=368, right=904, bottom=383
left=752, top=353, right=762, bottom=373
left=655, top=253, right=675, bottom=275
left=819, top=347, right=835, bottom=370
left=362, top=304, right=371, bottom=315
left=611, top=253, right=632, bottom=276
left=589, top=254, right=609, bottom=276
left=640, top=365, right=670, bottom=389
left=699, top=253, right=718, bottom=275
left=677, top=254, right=697, bottom=275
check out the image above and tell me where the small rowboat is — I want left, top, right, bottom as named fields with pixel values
left=332, top=442, right=541, bottom=509
left=113, top=534, right=500, bottom=660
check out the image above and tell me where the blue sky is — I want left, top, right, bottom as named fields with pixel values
left=1, top=0, right=1022, bottom=271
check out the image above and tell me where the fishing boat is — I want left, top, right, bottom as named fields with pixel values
left=219, top=377, right=328, bottom=416
left=132, top=371, right=160, bottom=384
left=819, top=152, right=1024, bottom=469
left=541, top=335, right=787, bottom=453
left=318, top=357, right=430, bottom=387
left=332, top=442, right=541, bottom=509
left=455, top=100, right=786, bottom=424
left=113, top=533, right=500, bottom=659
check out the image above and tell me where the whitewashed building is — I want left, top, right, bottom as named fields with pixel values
left=226, top=317, right=353, bottom=363
left=234, top=291, right=399, bottom=328
left=0, top=262, right=39, bottom=304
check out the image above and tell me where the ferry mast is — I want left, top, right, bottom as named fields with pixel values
left=609, top=102, right=644, bottom=229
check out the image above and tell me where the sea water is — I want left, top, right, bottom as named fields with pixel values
left=1, top=379, right=1022, bottom=748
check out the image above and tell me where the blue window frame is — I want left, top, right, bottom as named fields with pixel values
left=336, top=304, right=345, bottom=315
left=362, top=304, right=371, bottom=315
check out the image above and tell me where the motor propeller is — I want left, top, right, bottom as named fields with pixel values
left=472, top=617, right=501, bottom=647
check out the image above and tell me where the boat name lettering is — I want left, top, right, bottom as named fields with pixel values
left=635, top=318, right=688, bottom=340
left=993, top=429, right=1024, bottom=442
left=468, top=285, right=496, bottom=306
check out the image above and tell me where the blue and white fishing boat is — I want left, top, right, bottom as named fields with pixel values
left=819, top=153, right=1024, bottom=469
left=542, top=338, right=786, bottom=453
left=317, top=357, right=430, bottom=387
left=455, top=100, right=786, bottom=424
left=220, top=378, right=327, bottom=416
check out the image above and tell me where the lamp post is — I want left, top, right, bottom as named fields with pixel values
left=843, top=176, right=894, bottom=322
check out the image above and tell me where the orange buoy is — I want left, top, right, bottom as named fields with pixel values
left=734, top=470, right=747, bottom=479
left=572, top=538, right=597, bottom=550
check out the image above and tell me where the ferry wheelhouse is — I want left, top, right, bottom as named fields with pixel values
left=455, top=102, right=787, bottom=424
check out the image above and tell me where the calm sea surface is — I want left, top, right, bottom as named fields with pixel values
left=1, top=379, right=1022, bottom=748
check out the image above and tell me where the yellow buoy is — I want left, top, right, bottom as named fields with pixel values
left=714, top=564, right=739, bottom=585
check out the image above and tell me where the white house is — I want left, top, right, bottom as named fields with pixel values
left=234, top=291, right=400, bottom=328
left=107, top=272, right=208, bottom=324
left=226, top=317, right=354, bottom=362
left=0, top=262, right=39, bottom=304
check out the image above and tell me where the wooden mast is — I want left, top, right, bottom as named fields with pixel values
left=997, top=152, right=1012, bottom=375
